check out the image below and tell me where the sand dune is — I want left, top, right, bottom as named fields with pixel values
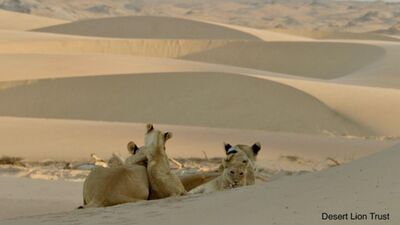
left=245, top=74, right=400, bottom=137
left=0, top=51, right=398, bottom=137
left=0, top=35, right=386, bottom=80
left=277, top=30, right=400, bottom=42
left=185, top=18, right=314, bottom=42
left=335, top=43, right=400, bottom=89
left=0, top=9, right=66, bottom=30
left=0, top=54, right=224, bottom=81
left=182, top=42, right=385, bottom=79
left=0, top=72, right=371, bottom=136
left=34, top=16, right=260, bottom=40
left=0, top=116, right=393, bottom=167
left=0, top=37, right=235, bottom=59
left=2, top=141, right=399, bottom=225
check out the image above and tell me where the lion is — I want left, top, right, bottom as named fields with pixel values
left=125, top=139, right=219, bottom=192
left=223, top=142, right=261, bottom=185
left=144, top=124, right=187, bottom=199
left=80, top=142, right=150, bottom=208
left=81, top=163, right=149, bottom=208
left=189, top=153, right=249, bottom=194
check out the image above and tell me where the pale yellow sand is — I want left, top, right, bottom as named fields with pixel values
left=33, top=16, right=260, bottom=40
left=0, top=10, right=66, bottom=30
left=0, top=176, right=82, bottom=220
left=335, top=42, right=400, bottom=89
left=0, top=72, right=372, bottom=136
left=0, top=32, right=237, bottom=58
left=181, top=41, right=385, bottom=79
left=0, top=54, right=222, bottom=82
left=0, top=117, right=393, bottom=164
left=0, top=49, right=399, bottom=137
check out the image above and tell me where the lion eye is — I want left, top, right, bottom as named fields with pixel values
left=240, top=172, right=244, bottom=176
left=230, top=171, right=235, bottom=174
left=242, top=160, right=248, bottom=164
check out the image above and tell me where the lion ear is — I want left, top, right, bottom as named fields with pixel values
left=146, top=124, right=154, bottom=133
left=251, top=142, right=261, bottom=155
left=127, top=141, right=139, bottom=155
left=164, top=132, right=173, bottom=141
left=224, top=143, right=232, bottom=154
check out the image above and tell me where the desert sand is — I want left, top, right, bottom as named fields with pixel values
left=0, top=9, right=66, bottom=30
left=0, top=6, right=399, bottom=225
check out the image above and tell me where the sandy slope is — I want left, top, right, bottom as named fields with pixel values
left=0, top=117, right=393, bottom=164
left=278, top=30, right=400, bottom=42
left=33, top=16, right=260, bottom=40
left=258, top=75, right=400, bottom=137
left=0, top=30, right=240, bottom=60
left=0, top=54, right=222, bottom=82
left=0, top=50, right=399, bottom=136
left=0, top=72, right=373, bottom=136
left=0, top=10, right=66, bottom=30
left=0, top=176, right=82, bottom=220
left=181, top=41, right=385, bottom=79
left=335, top=42, right=400, bottom=89
left=168, top=17, right=314, bottom=42
left=0, top=36, right=385, bottom=80
left=2, top=142, right=399, bottom=225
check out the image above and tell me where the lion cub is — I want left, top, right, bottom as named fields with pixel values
left=223, top=142, right=261, bottom=185
left=189, top=152, right=249, bottom=194
left=144, top=124, right=187, bottom=199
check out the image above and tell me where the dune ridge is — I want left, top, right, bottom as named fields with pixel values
left=33, top=16, right=260, bottom=40
left=0, top=72, right=372, bottom=136
left=0, top=9, right=66, bottom=30
left=181, top=41, right=385, bottom=79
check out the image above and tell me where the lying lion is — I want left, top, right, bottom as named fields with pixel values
left=189, top=152, right=249, bottom=194
left=81, top=163, right=149, bottom=208
left=223, top=142, right=261, bottom=185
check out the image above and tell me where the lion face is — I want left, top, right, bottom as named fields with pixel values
left=222, top=152, right=249, bottom=188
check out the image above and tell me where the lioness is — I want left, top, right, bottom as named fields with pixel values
left=81, top=164, right=149, bottom=208
left=189, top=153, right=249, bottom=194
left=223, top=142, right=261, bottom=185
left=144, top=124, right=187, bottom=199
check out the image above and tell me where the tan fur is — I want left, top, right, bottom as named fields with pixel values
left=223, top=142, right=261, bottom=185
left=125, top=142, right=147, bottom=167
left=189, top=154, right=249, bottom=194
left=144, top=124, right=187, bottom=199
left=179, top=171, right=221, bottom=191
left=82, top=164, right=149, bottom=208
left=124, top=140, right=217, bottom=195
left=107, top=153, right=125, bottom=168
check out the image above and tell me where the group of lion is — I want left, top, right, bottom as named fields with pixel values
left=80, top=124, right=262, bottom=208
